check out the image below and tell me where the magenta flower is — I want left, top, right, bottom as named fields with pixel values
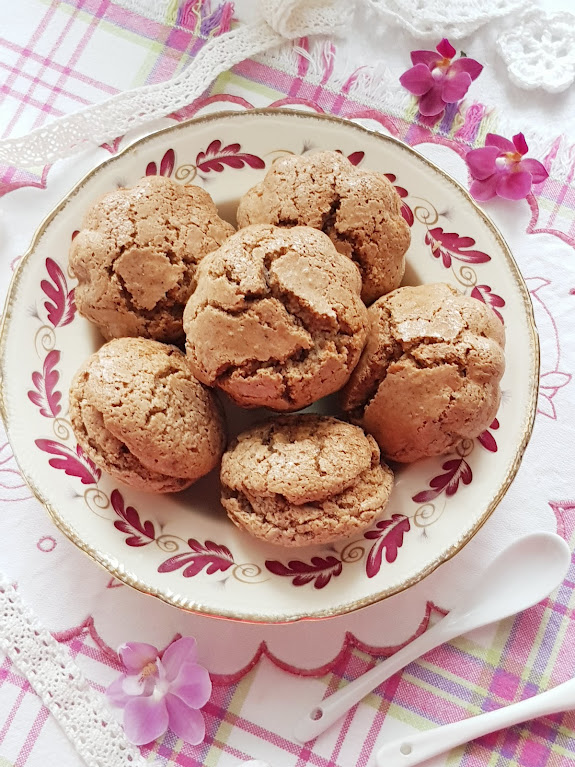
left=466, top=133, right=549, bottom=201
left=400, top=39, right=483, bottom=117
left=106, top=637, right=211, bottom=746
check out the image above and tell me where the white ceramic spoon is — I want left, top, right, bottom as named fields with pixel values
left=294, top=532, right=570, bottom=743
left=376, top=672, right=575, bottom=767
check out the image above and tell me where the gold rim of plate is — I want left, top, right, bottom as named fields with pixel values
left=0, top=109, right=540, bottom=623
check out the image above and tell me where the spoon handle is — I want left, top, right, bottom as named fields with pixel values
left=376, top=678, right=575, bottom=767
left=294, top=620, right=450, bottom=742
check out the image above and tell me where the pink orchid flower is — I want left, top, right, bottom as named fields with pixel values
left=466, top=133, right=549, bottom=201
left=106, top=637, right=211, bottom=746
left=400, top=39, right=483, bottom=117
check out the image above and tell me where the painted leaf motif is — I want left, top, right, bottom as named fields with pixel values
left=364, top=514, right=410, bottom=578
left=335, top=149, right=365, bottom=166
left=384, top=173, right=414, bottom=226
left=111, top=489, right=155, bottom=547
left=426, top=227, right=491, bottom=267
left=195, top=140, right=265, bottom=173
left=471, top=285, right=505, bottom=323
left=158, top=539, right=234, bottom=576
left=347, top=151, right=365, bottom=166
left=28, top=349, right=61, bottom=417
left=478, top=417, right=500, bottom=452
left=265, top=555, right=342, bottom=589
left=35, top=439, right=100, bottom=485
left=412, top=458, right=473, bottom=503
left=146, top=148, right=175, bottom=177
left=41, top=258, right=76, bottom=327
left=75, top=445, right=101, bottom=481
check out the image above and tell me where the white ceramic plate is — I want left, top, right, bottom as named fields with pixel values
left=0, top=110, right=538, bottom=623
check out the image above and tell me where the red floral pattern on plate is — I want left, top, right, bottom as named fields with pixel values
left=384, top=173, right=414, bottom=226
left=196, top=140, right=265, bottom=173
left=146, top=148, right=175, bottom=178
left=364, top=515, right=411, bottom=578
left=412, top=457, right=473, bottom=503
left=265, top=555, right=343, bottom=590
left=425, top=227, right=491, bottom=268
left=111, top=489, right=155, bottom=548
left=158, top=540, right=235, bottom=577
left=471, top=285, right=505, bottom=323
left=28, top=349, right=62, bottom=418
left=478, top=418, right=500, bottom=453
left=41, top=258, right=76, bottom=328
left=35, top=440, right=101, bottom=485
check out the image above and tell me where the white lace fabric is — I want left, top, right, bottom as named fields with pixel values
left=496, top=8, right=575, bottom=93
left=0, top=0, right=352, bottom=169
left=0, top=573, right=150, bottom=767
left=365, top=0, right=529, bottom=39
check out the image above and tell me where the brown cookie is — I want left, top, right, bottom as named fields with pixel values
left=220, top=415, right=394, bottom=546
left=69, top=176, right=234, bottom=342
left=236, top=150, right=410, bottom=304
left=183, top=224, right=369, bottom=411
left=69, top=338, right=226, bottom=493
left=342, top=283, right=506, bottom=463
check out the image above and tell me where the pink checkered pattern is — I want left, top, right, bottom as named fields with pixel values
left=2, top=2, right=575, bottom=766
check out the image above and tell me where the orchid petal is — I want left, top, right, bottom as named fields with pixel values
left=165, top=694, right=206, bottom=745
left=450, top=57, right=483, bottom=81
left=410, top=50, right=440, bottom=68
left=470, top=175, right=499, bottom=201
left=512, top=132, right=529, bottom=155
left=106, top=676, right=130, bottom=709
left=436, top=38, right=456, bottom=59
left=123, top=696, right=169, bottom=745
left=496, top=170, right=532, bottom=200
left=118, top=642, right=158, bottom=673
left=520, top=158, right=549, bottom=184
left=418, top=86, right=446, bottom=116
left=399, top=64, right=434, bottom=95
left=170, top=662, right=212, bottom=709
left=442, top=71, right=472, bottom=102
left=485, top=134, right=515, bottom=152
left=162, top=636, right=199, bottom=682
left=122, top=673, right=154, bottom=697
left=466, top=146, right=501, bottom=180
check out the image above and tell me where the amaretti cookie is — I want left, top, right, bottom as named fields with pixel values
left=342, top=283, right=505, bottom=463
left=69, top=175, right=234, bottom=342
left=220, top=415, right=394, bottom=546
left=69, top=337, right=226, bottom=493
left=236, top=150, right=410, bottom=304
left=183, top=224, right=369, bottom=411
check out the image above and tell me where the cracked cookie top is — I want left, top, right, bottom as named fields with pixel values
left=220, top=415, right=394, bottom=546
left=236, top=150, right=411, bottom=304
left=69, top=337, right=226, bottom=493
left=69, top=175, right=235, bottom=342
left=183, top=224, right=369, bottom=412
left=342, top=283, right=506, bottom=463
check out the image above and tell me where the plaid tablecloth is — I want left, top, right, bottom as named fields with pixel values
left=1, top=1, right=575, bottom=766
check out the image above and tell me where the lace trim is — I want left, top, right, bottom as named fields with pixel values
left=0, top=574, right=150, bottom=767
left=0, top=22, right=281, bottom=168
left=0, top=0, right=352, bottom=169
left=364, top=0, right=529, bottom=39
